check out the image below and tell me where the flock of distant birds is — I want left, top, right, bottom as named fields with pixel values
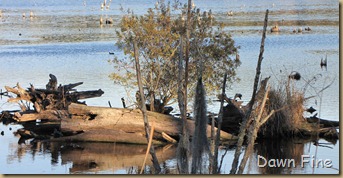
left=0, top=1, right=315, bottom=34
left=270, top=25, right=312, bottom=33
left=0, top=9, right=36, bottom=19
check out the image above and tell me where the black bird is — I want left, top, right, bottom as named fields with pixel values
left=234, top=93, right=242, bottom=100
left=306, top=106, right=316, bottom=114
left=289, top=71, right=301, bottom=80
left=109, top=52, right=114, bottom=55
left=320, top=55, right=327, bottom=70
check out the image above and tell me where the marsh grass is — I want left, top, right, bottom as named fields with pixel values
left=258, top=79, right=307, bottom=138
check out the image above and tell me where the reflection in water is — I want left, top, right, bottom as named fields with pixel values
left=8, top=140, right=177, bottom=174
left=4, top=129, right=339, bottom=174
left=251, top=138, right=338, bottom=174
left=253, top=138, right=306, bottom=174
left=0, top=0, right=338, bottom=174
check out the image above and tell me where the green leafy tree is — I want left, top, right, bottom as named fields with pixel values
left=109, top=1, right=241, bottom=113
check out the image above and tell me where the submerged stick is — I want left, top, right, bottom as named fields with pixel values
left=140, top=122, right=155, bottom=174
left=212, top=72, right=227, bottom=174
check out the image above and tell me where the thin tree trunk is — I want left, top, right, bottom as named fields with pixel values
left=182, top=0, right=192, bottom=135
left=133, top=38, right=161, bottom=174
left=176, top=0, right=192, bottom=174
left=212, top=73, right=227, bottom=174
left=237, top=85, right=272, bottom=174
left=230, top=9, right=269, bottom=174
left=176, top=35, right=190, bottom=174
left=182, top=0, right=192, bottom=128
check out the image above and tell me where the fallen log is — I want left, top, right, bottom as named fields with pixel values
left=52, top=130, right=165, bottom=145
left=60, top=103, right=237, bottom=144
left=306, top=115, right=339, bottom=128
left=297, top=122, right=339, bottom=139
left=13, top=110, right=69, bottom=122
left=68, top=89, right=104, bottom=101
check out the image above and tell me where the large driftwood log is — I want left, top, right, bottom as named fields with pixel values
left=59, top=103, right=237, bottom=144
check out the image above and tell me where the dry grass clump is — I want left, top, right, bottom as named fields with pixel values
left=258, top=79, right=307, bottom=138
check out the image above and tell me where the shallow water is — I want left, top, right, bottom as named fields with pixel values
left=0, top=0, right=339, bottom=174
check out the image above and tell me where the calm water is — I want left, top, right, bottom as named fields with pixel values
left=0, top=0, right=339, bottom=174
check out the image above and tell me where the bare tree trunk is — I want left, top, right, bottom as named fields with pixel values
left=133, top=38, right=161, bottom=174
left=212, top=73, right=227, bottom=174
left=237, top=85, right=274, bottom=174
left=176, top=35, right=190, bottom=174
left=230, top=9, right=269, bottom=174
left=150, top=92, right=155, bottom=112
left=176, top=0, right=193, bottom=174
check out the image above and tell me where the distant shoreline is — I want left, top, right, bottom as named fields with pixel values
left=0, top=7, right=338, bottom=46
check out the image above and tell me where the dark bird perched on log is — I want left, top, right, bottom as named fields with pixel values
left=162, top=106, right=173, bottom=115
left=320, top=55, right=327, bottom=70
left=289, top=71, right=301, bottom=80
left=234, top=93, right=242, bottom=100
left=306, top=106, right=316, bottom=114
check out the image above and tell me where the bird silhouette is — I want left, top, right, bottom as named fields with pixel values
left=234, top=93, right=242, bottom=100
left=306, top=106, right=316, bottom=114
left=289, top=71, right=301, bottom=80
left=320, top=55, right=327, bottom=70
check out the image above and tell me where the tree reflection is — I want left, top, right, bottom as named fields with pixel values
left=10, top=140, right=177, bottom=174
left=253, top=138, right=308, bottom=174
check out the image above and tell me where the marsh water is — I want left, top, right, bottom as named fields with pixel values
left=0, top=0, right=339, bottom=174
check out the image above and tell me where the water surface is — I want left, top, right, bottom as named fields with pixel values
left=0, top=0, right=339, bottom=174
